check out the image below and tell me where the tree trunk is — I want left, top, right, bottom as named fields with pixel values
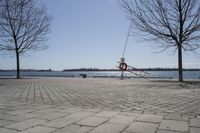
left=16, top=50, right=20, bottom=79
left=178, top=45, right=183, bottom=82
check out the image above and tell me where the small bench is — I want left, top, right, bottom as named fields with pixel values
left=80, top=74, right=87, bottom=78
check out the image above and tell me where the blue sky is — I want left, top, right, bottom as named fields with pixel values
left=0, top=0, right=200, bottom=70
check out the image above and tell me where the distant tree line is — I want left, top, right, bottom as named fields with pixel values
left=0, top=69, right=52, bottom=72
left=1, top=68, right=200, bottom=72
left=143, top=68, right=200, bottom=71
left=62, top=68, right=200, bottom=71
left=63, top=68, right=119, bottom=71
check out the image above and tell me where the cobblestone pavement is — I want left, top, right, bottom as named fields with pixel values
left=0, top=78, right=200, bottom=133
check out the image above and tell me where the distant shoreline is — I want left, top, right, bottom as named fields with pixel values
left=0, top=70, right=199, bottom=79
left=62, top=68, right=200, bottom=72
left=1, top=68, right=200, bottom=72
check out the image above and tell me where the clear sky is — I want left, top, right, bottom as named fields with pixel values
left=0, top=0, right=200, bottom=70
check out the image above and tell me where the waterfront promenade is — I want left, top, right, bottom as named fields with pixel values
left=0, top=78, right=200, bottom=133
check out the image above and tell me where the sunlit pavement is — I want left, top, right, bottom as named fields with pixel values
left=0, top=78, right=200, bottom=133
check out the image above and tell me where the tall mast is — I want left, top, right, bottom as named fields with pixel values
left=122, top=22, right=132, bottom=58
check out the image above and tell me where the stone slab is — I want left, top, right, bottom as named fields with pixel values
left=95, top=111, right=119, bottom=118
left=33, top=108, right=61, bottom=114
left=109, top=115, right=138, bottom=125
left=125, top=122, right=158, bottom=133
left=190, top=127, right=200, bottom=133
left=76, top=116, right=108, bottom=127
left=54, top=124, right=92, bottom=133
left=65, top=111, right=95, bottom=122
left=6, top=109, right=35, bottom=115
left=41, top=117, right=74, bottom=129
left=0, top=119, right=16, bottom=127
left=0, top=128, right=17, bottom=133
left=136, top=114, right=163, bottom=123
left=38, top=112, right=69, bottom=120
left=5, top=113, right=40, bottom=122
left=159, top=120, right=188, bottom=132
left=0, top=113, right=12, bottom=119
left=119, top=112, right=141, bottom=117
left=58, top=108, right=82, bottom=114
left=83, top=109, right=101, bottom=113
left=21, top=126, right=56, bottom=133
left=6, top=118, right=46, bottom=130
left=89, top=123, right=126, bottom=133
left=164, top=113, right=189, bottom=121
left=157, top=130, right=185, bottom=133
left=190, top=118, right=200, bottom=127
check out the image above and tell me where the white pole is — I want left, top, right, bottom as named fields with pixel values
left=120, top=21, right=132, bottom=80
left=120, top=58, right=125, bottom=80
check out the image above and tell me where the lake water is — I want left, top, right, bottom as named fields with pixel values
left=0, top=71, right=200, bottom=79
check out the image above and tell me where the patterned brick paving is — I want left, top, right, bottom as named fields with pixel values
left=1, top=78, right=200, bottom=116
left=0, top=78, right=199, bottom=133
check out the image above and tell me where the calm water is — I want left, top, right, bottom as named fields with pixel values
left=0, top=71, right=200, bottom=79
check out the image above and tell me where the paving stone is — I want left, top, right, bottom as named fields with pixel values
left=0, top=109, right=13, bottom=114
left=108, top=115, right=138, bottom=125
left=143, top=110, right=156, bottom=115
left=120, top=131, right=131, bottom=133
left=190, top=118, right=200, bottom=127
left=6, top=118, right=46, bottom=130
left=32, top=105, right=55, bottom=110
left=89, top=123, right=127, bottom=133
left=41, top=117, right=74, bottom=128
left=156, top=112, right=168, bottom=116
left=37, top=112, right=69, bottom=120
left=5, top=113, right=40, bottom=122
left=0, top=113, right=12, bottom=119
left=54, top=124, right=92, bottom=133
left=159, top=120, right=188, bottom=132
left=164, top=113, right=189, bottom=121
left=131, top=110, right=143, bottom=114
left=33, top=108, right=61, bottom=114
left=136, top=114, right=163, bottom=123
left=119, top=112, right=141, bottom=117
left=83, top=108, right=101, bottom=113
left=20, top=126, right=56, bottom=133
left=0, top=128, right=17, bottom=133
left=65, top=111, right=95, bottom=121
left=42, top=112, right=94, bottom=128
left=156, top=130, right=185, bottom=133
left=6, top=109, right=35, bottom=115
left=58, top=108, right=82, bottom=114
left=95, top=111, right=119, bottom=118
left=0, top=119, right=16, bottom=127
left=76, top=116, right=108, bottom=127
left=190, top=127, right=200, bottom=133
left=125, top=122, right=158, bottom=133
left=0, top=110, right=14, bottom=115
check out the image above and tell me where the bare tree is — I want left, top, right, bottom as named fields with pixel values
left=0, top=0, right=52, bottom=78
left=120, top=0, right=200, bottom=81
